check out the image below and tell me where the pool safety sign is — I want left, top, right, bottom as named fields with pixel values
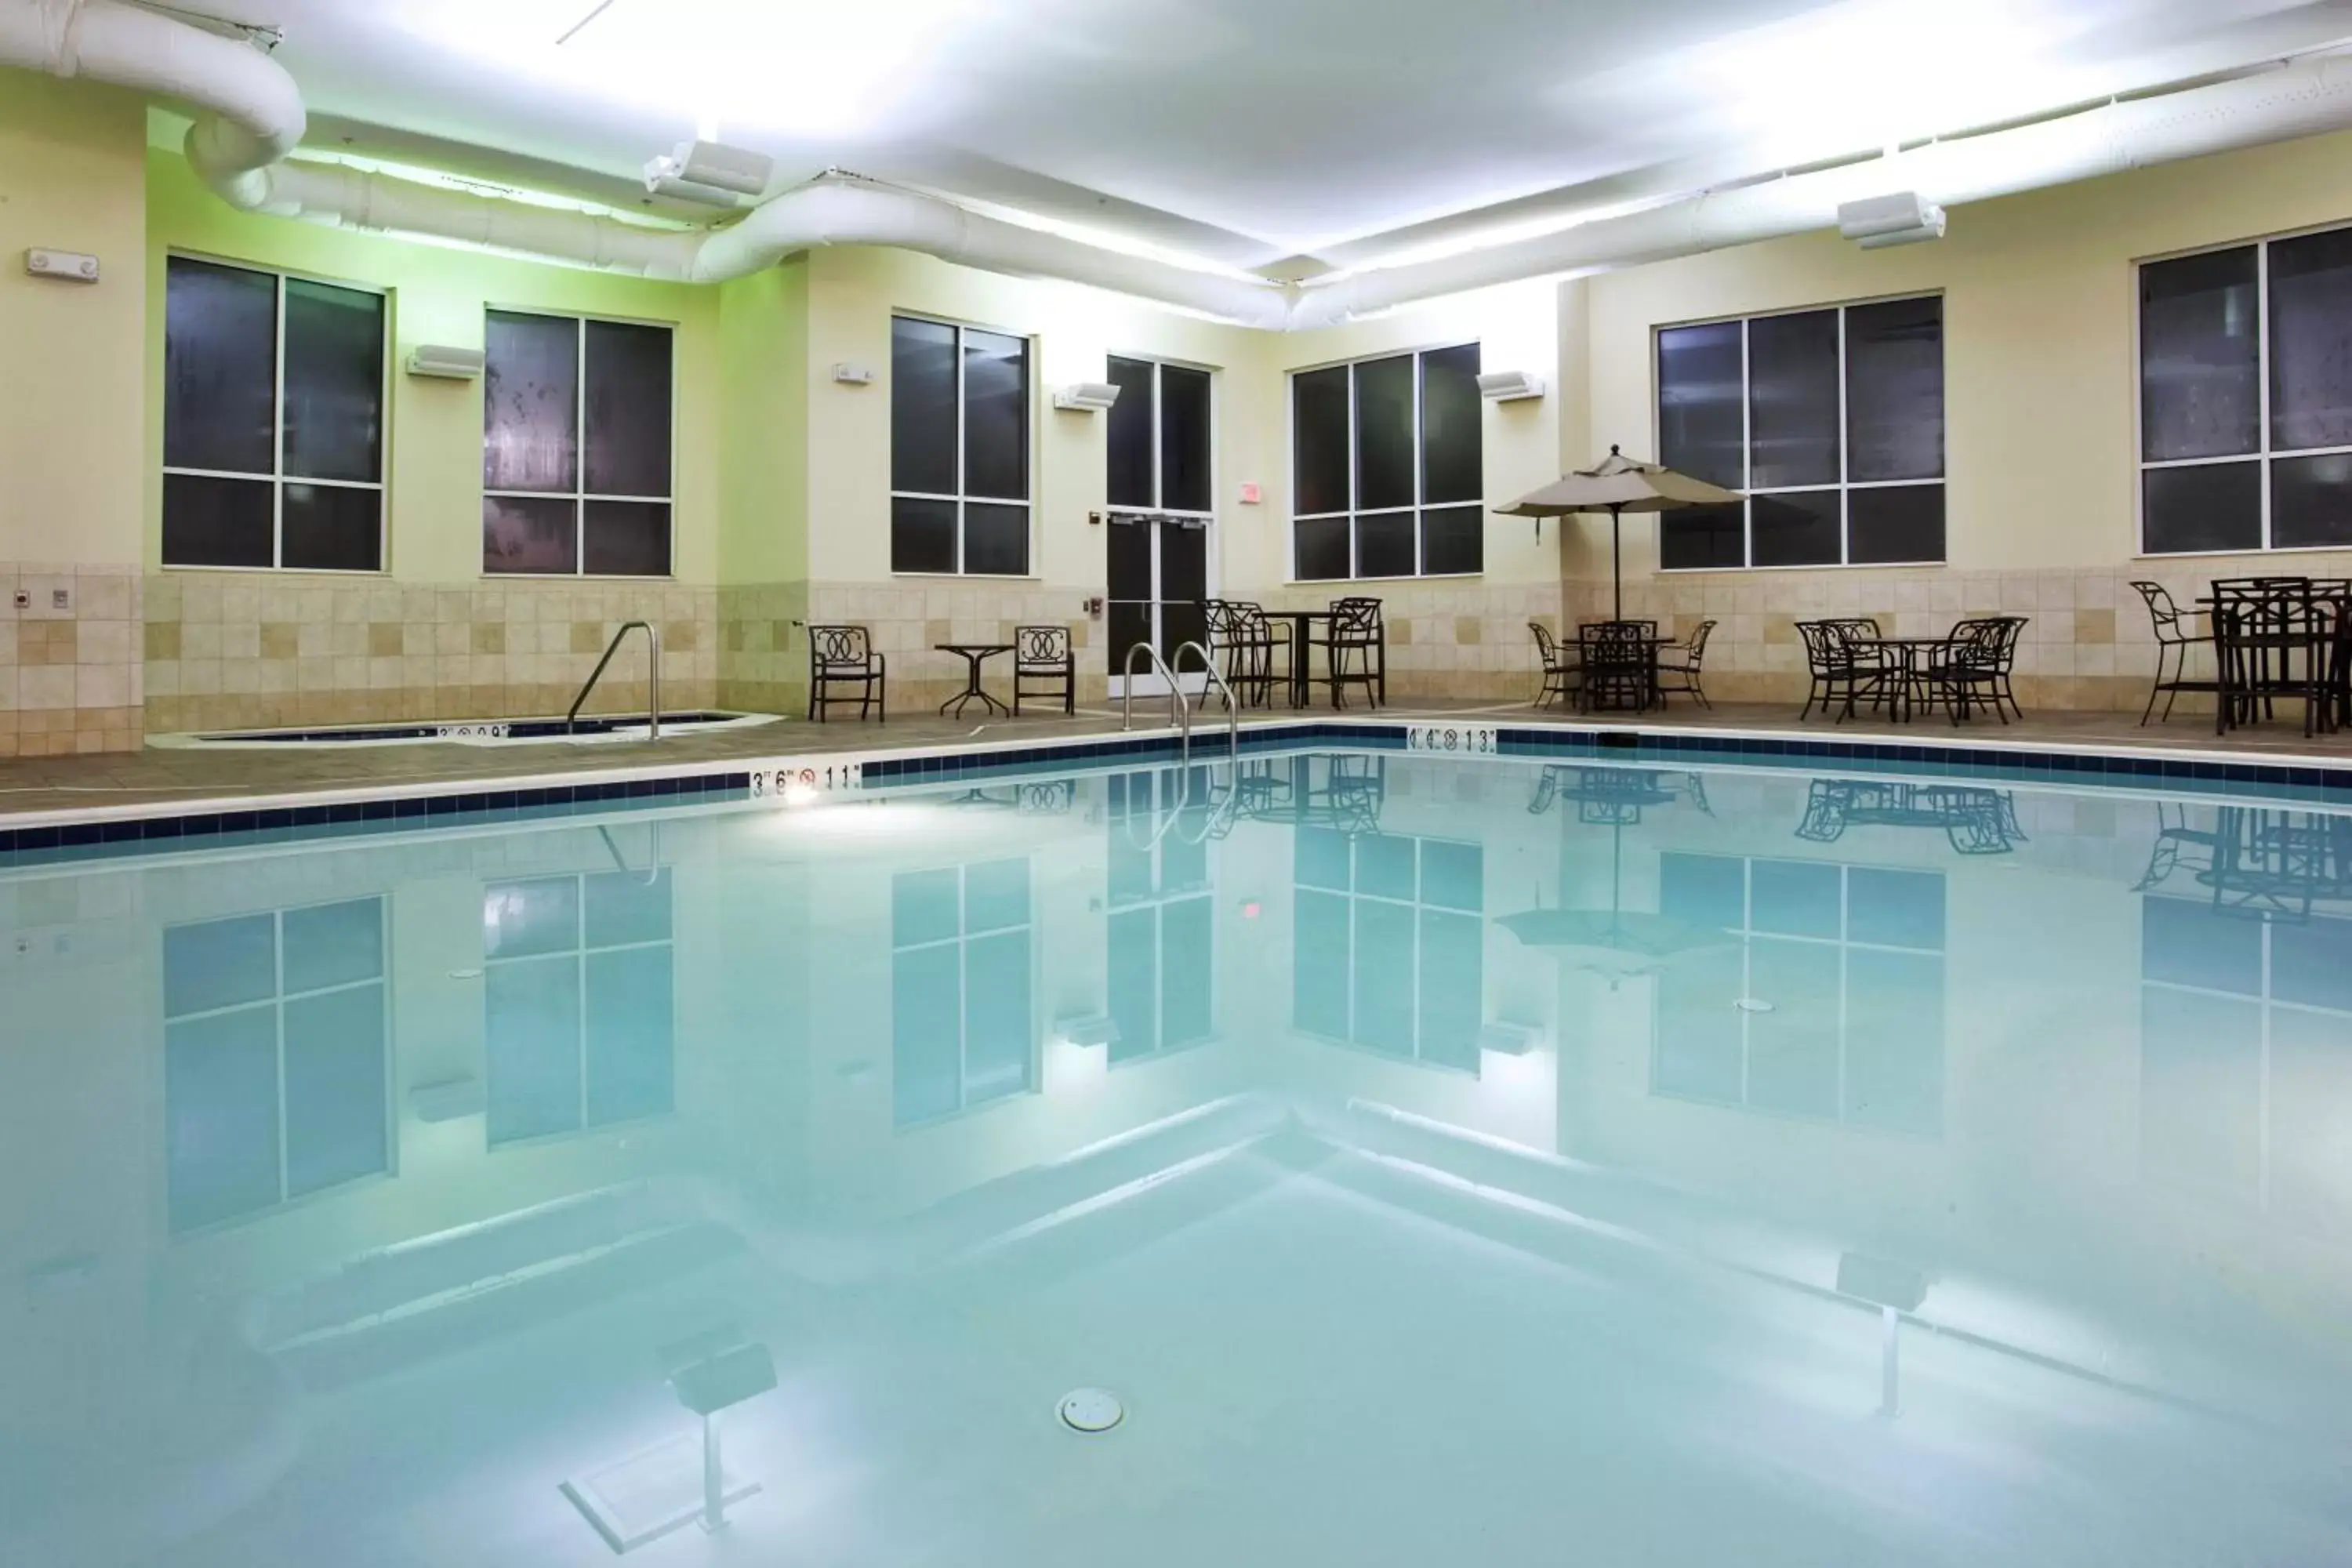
left=1405, top=724, right=1498, bottom=755
left=749, top=759, right=864, bottom=799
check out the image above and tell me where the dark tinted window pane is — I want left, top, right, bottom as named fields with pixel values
left=164, top=913, right=276, bottom=1016
left=2142, top=895, right=2263, bottom=993
left=1751, top=858, right=1841, bottom=937
left=485, top=877, right=580, bottom=960
left=1421, top=505, right=1482, bottom=575
left=1352, top=899, right=1415, bottom=1056
left=2270, top=227, right=2352, bottom=452
left=892, top=869, right=961, bottom=947
left=1162, top=521, right=1209, bottom=608
left=2143, top=461, right=2260, bottom=554
left=2141, top=247, right=2259, bottom=461
left=583, top=499, right=672, bottom=575
left=283, top=985, right=388, bottom=1197
left=584, top=869, right=673, bottom=948
left=585, top=946, right=674, bottom=1126
left=1659, top=852, right=1744, bottom=928
left=1846, top=296, right=1942, bottom=481
left=1295, top=888, right=1351, bottom=1036
left=165, top=256, right=276, bottom=474
left=1161, top=364, right=1213, bottom=514
left=1847, top=867, right=1944, bottom=947
left=1421, top=343, right=1483, bottom=504
left=1748, top=940, right=1842, bottom=1116
left=484, top=311, right=579, bottom=492
left=282, top=278, right=383, bottom=483
left=1358, top=833, right=1414, bottom=899
left=1356, top=510, right=1416, bottom=577
left=1748, top=309, right=1839, bottom=488
left=963, top=328, right=1029, bottom=500
left=1294, top=366, right=1350, bottom=515
left=283, top=898, right=383, bottom=992
left=1658, top=320, right=1744, bottom=488
left=964, top=503, right=1029, bottom=575
left=1848, top=484, right=1944, bottom=564
left=1661, top=503, right=1744, bottom=569
left=1297, top=825, right=1352, bottom=891
left=584, top=320, right=673, bottom=498
left=1421, top=839, right=1483, bottom=912
left=891, top=495, right=957, bottom=573
left=891, top=316, right=957, bottom=495
left=2271, top=453, right=2352, bottom=548
left=163, top=474, right=273, bottom=568
left=483, top=494, right=578, bottom=574
left=1355, top=354, right=1416, bottom=511
left=282, top=483, right=380, bottom=572
left=165, top=1008, right=281, bottom=1232
left=966, top=858, right=1031, bottom=933
left=2272, top=913, right=2352, bottom=1009
left=964, top=930, right=1034, bottom=1106
left=486, top=955, right=583, bottom=1145
left=1295, top=515, right=1350, bottom=580
left=1751, top=490, right=1842, bottom=567
left=1105, top=355, right=1155, bottom=508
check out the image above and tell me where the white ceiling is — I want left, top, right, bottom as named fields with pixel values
left=195, top=0, right=2352, bottom=270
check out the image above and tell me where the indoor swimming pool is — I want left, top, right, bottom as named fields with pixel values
left=4, top=746, right=2350, bottom=1566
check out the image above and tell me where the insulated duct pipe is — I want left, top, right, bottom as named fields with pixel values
left=15, top=0, right=2352, bottom=329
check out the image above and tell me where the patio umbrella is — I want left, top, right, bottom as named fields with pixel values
left=1497, top=790, right=1731, bottom=986
left=1499, top=445, right=1741, bottom=622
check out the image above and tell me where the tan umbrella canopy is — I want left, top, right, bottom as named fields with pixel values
left=1500, top=445, right=1741, bottom=621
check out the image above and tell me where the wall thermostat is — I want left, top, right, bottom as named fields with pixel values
left=25, top=249, right=99, bottom=283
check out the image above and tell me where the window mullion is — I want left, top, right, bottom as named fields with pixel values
left=2258, top=240, right=2274, bottom=550
left=273, top=274, right=289, bottom=569
left=1740, top=319, right=1755, bottom=568
left=955, top=325, right=967, bottom=575
left=574, top=318, right=589, bottom=577
left=1836, top=306, right=1850, bottom=566
left=1347, top=363, right=1360, bottom=579
left=1411, top=350, right=1426, bottom=575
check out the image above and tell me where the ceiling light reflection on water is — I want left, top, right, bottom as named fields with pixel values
left=5, top=749, right=2352, bottom=1566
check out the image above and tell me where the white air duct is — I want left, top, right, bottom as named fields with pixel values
left=14, top=0, right=2352, bottom=331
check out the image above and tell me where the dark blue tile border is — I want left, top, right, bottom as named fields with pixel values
left=9, top=720, right=2352, bottom=869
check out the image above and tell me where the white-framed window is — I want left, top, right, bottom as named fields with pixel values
left=1106, top=768, right=1215, bottom=1065
left=1291, top=343, right=1483, bottom=581
left=162, top=255, right=387, bottom=572
left=890, top=314, right=1032, bottom=575
left=1651, top=852, right=1944, bottom=1134
left=2138, top=808, right=2352, bottom=1219
left=1655, top=295, right=1944, bottom=570
left=2138, top=225, right=2352, bottom=555
left=481, top=310, right=675, bottom=577
left=1294, top=825, right=1485, bottom=1071
left=482, top=870, right=676, bottom=1147
left=162, top=898, right=390, bottom=1232
left=890, top=858, right=1036, bottom=1125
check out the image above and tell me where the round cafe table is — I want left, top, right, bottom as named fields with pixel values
left=935, top=643, right=1013, bottom=719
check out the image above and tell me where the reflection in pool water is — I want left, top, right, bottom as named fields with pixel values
left=5, top=750, right=2352, bottom=1566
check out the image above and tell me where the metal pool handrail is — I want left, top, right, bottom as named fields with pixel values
left=1173, top=641, right=1240, bottom=770
left=1122, top=641, right=1190, bottom=763
left=569, top=621, right=661, bottom=738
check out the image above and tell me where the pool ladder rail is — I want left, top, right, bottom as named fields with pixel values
left=569, top=620, right=661, bottom=739
left=1120, top=640, right=1240, bottom=771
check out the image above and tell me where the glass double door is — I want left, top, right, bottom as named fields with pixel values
left=1106, top=512, right=1210, bottom=698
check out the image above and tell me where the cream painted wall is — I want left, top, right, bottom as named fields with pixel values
left=0, top=74, right=147, bottom=568
left=143, top=148, right=724, bottom=585
left=802, top=244, right=1274, bottom=593
left=1254, top=278, right=1564, bottom=594
left=1581, top=124, right=2352, bottom=584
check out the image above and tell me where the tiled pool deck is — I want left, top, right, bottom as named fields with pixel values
left=2, top=700, right=2350, bottom=830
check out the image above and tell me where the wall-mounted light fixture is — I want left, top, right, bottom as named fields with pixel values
left=1837, top=191, right=1946, bottom=249
left=1052, top=382, right=1121, bottom=412
left=1476, top=369, right=1545, bottom=401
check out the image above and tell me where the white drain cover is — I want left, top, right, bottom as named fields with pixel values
left=1733, top=997, right=1776, bottom=1014
left=1058, top=1388, right=1124, bottom=1433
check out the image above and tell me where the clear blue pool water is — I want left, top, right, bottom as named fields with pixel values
left=5, top=748, right=2350, bottom=1566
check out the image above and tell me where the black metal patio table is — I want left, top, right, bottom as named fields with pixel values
left=935, top=643, right=1014, bottom=718
left=1840, top=636, right=1952, bottom=723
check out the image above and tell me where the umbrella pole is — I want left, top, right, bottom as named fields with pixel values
left=1611, top=504, right=1624, bottom=622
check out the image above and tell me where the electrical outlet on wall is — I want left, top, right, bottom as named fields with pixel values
left=11, top=590, right=26, bottom=610
left=51, top=588, right=71, bottom=611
